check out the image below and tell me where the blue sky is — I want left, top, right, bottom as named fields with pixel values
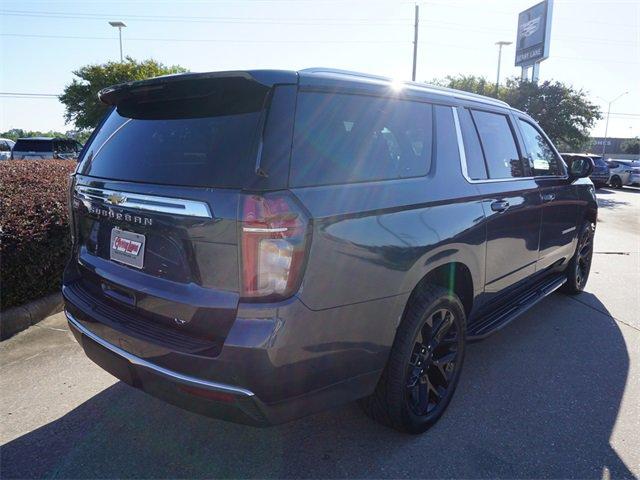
left=1, top=0, right=638, bottom=137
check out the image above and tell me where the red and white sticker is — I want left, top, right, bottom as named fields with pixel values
left=112, top=236, right=142, bottom=256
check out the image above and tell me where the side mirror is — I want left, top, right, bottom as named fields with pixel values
left=569, top=156, right=594, bottom=180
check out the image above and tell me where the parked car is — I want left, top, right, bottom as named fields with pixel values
left=561, top=153, right=609, bottom=188
left=0, top=138, right=15, bottom=160
left=606, top=158, right=640, bottom=188
left=63, top=69, right=597, bottom=434
left=11, top=136, right=82, bottom=160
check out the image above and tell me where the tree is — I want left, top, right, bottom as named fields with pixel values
left=431, top=75, right=602, bottom=151
left=620, top=137, right=640, bottom=155
left=59, top=57, right=187, bottom=130
left=0, top=129, right=67, bottom=141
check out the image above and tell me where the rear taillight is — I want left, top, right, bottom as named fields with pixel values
left=239, top=192, right=311, bottom=301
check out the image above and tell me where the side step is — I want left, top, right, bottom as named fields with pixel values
left=467, top=274, right=567, bottom=340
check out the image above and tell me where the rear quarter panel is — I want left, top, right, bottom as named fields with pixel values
left=291, top=105, right=486, bottom=318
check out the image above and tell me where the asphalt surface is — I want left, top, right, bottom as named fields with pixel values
left=1, top=187, right=639, bottom=479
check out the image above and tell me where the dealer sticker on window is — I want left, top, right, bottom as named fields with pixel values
left=110, top=228, right=145, bottom=269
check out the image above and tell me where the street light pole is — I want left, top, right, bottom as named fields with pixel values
left=601, top=90, right=629, bottom=158
left=412, top=4, right=419, bottom=81
left=495, top=41, right=512, bottom=93
left=108, top=21, right=127, bottom=62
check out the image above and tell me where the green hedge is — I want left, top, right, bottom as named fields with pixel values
left=1, top=160, right=76, bottom=310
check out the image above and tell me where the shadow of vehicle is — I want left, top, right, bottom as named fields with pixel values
left=1, top=295, right=634, bottom=479
left=597, top=197, right=630, bottom=209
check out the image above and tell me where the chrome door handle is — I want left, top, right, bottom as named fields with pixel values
left=542, top=193, right=556, bottom=202
left=491, top=200, right=510, bottom=212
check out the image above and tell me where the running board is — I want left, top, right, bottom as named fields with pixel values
left=467, top=275, right=567, bottom=340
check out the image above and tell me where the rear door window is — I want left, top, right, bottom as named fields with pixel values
left=290, top=93, right=433, bottom=187
left=517, top=119, right=563, bottom=176
left=457, top=108, right=487, bottom=180
left=470, top=110, right=524, bottom=179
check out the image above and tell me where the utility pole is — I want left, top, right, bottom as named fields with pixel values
left=412, top=4, right=419, bottom=81
left=601, top=90, right=629, bottom=158
left=494, top=41, right=512, bottom=93
left=109, top=21, right=127, bottom=62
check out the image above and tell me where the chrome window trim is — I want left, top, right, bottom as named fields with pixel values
left=75, top=184, right=212, bottom=218
left=453, top=106, right=537, bottom=184
left=66, top=310, right=255, bottom=397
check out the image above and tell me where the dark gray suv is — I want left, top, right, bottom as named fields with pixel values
left=63, top=69, right=597, bottom=433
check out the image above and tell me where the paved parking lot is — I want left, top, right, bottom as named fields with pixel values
left=1, top=187, right=639, bottom=479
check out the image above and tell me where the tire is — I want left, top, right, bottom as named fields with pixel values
left=359, top=285, right=466, bottom=434
left=610, top=176, right=623, bottom=189
left=561, top=222, right=595, bottom=295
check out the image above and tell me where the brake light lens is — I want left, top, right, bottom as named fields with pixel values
left=240, top=192, right=310, bottom=300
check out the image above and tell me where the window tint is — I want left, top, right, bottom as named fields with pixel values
left=471, top=110, right=523, bottom=179
left=13, top=139, right=53, bottom=152
left=0, top=141, right=10, bottom=152
left=79, top=109, right=262, bottom=187
left=517, top=119, right=562, bottom=176
left=290, top=93, right=432, bottom=187
left=53, top=139, right=81, bottom=153
left=458, top=108, right=487, bottom=180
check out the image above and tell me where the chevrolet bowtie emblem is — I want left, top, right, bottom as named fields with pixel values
left=107, top=193, right=127, bottom=205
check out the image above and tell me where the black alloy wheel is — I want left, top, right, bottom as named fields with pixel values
left=575, top=226, right=594, bottom=290
left=562, top=223, right=595, bottom=294
left=405, top=308, right=462, bottom=419
left=359, top=285, right=466, bottom=434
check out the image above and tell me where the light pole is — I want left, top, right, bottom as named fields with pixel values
left=600, top=91, right=629, bottom=158
left=109, top=21, right=126, bottom=62
left=495, top=41, right=512, bottom=93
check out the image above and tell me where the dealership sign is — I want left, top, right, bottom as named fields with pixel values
left=515, top=0, right=553, bottom=66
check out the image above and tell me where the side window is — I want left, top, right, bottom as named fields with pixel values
left=290, top=92, right=433, bottom=187
left=0, top=141, right=9, bottom=152
left=518, top=119, right=563, bottom=176
left=471, top=110, right=524, bottom=179
left=457, top=108, right=487, bottom=180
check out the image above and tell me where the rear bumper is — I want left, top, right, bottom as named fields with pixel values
left=66, top=310, right=270, bottom=426
left=63, top=280, right=401, bottom=426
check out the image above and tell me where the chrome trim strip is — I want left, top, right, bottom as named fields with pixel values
left=75, top=184, right=212, bottom=218
left=65, top=310, right=255, bottom=397
left=453, top=106, right=537, bottom=185
left=562, top=226, right=576, bottom=235
left=242, top=227, right=288, bottom=233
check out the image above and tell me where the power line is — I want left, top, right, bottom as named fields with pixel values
left=0, top=10, right=412, bottom=26
left=0, top=92, right=59, bottom=97
left=2, top=10, right=635, bottom=47
left=0, top=33, right=408, bottom=44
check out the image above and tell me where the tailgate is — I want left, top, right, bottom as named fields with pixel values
left=68, top=176, right=241, bottom=348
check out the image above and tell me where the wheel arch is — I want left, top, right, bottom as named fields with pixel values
left=404, top=261, right=475, bottom=320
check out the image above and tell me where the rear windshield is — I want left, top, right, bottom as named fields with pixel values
left=14, top=139, right=53, bottom=152
left=591, top=156, right=607, bottom=167
left=53, top=139, right=81, bottom=153
left=79, top=81, right=268, bottom=188
left=79, top=110, right=262, bottom=188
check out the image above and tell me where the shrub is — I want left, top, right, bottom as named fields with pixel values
left=1, top=160, right=76, bottom=310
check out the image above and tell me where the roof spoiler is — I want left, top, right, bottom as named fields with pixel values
left=98, top=70, right=297, bottom=106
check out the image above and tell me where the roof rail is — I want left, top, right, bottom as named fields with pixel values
left=300, top=68, right=510, bottom=108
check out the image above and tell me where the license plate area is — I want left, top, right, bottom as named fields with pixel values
left=110, top=228, right=145, bottom=269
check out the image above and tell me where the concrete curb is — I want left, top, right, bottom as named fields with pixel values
left=0, top=293, right=64, bottom=340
